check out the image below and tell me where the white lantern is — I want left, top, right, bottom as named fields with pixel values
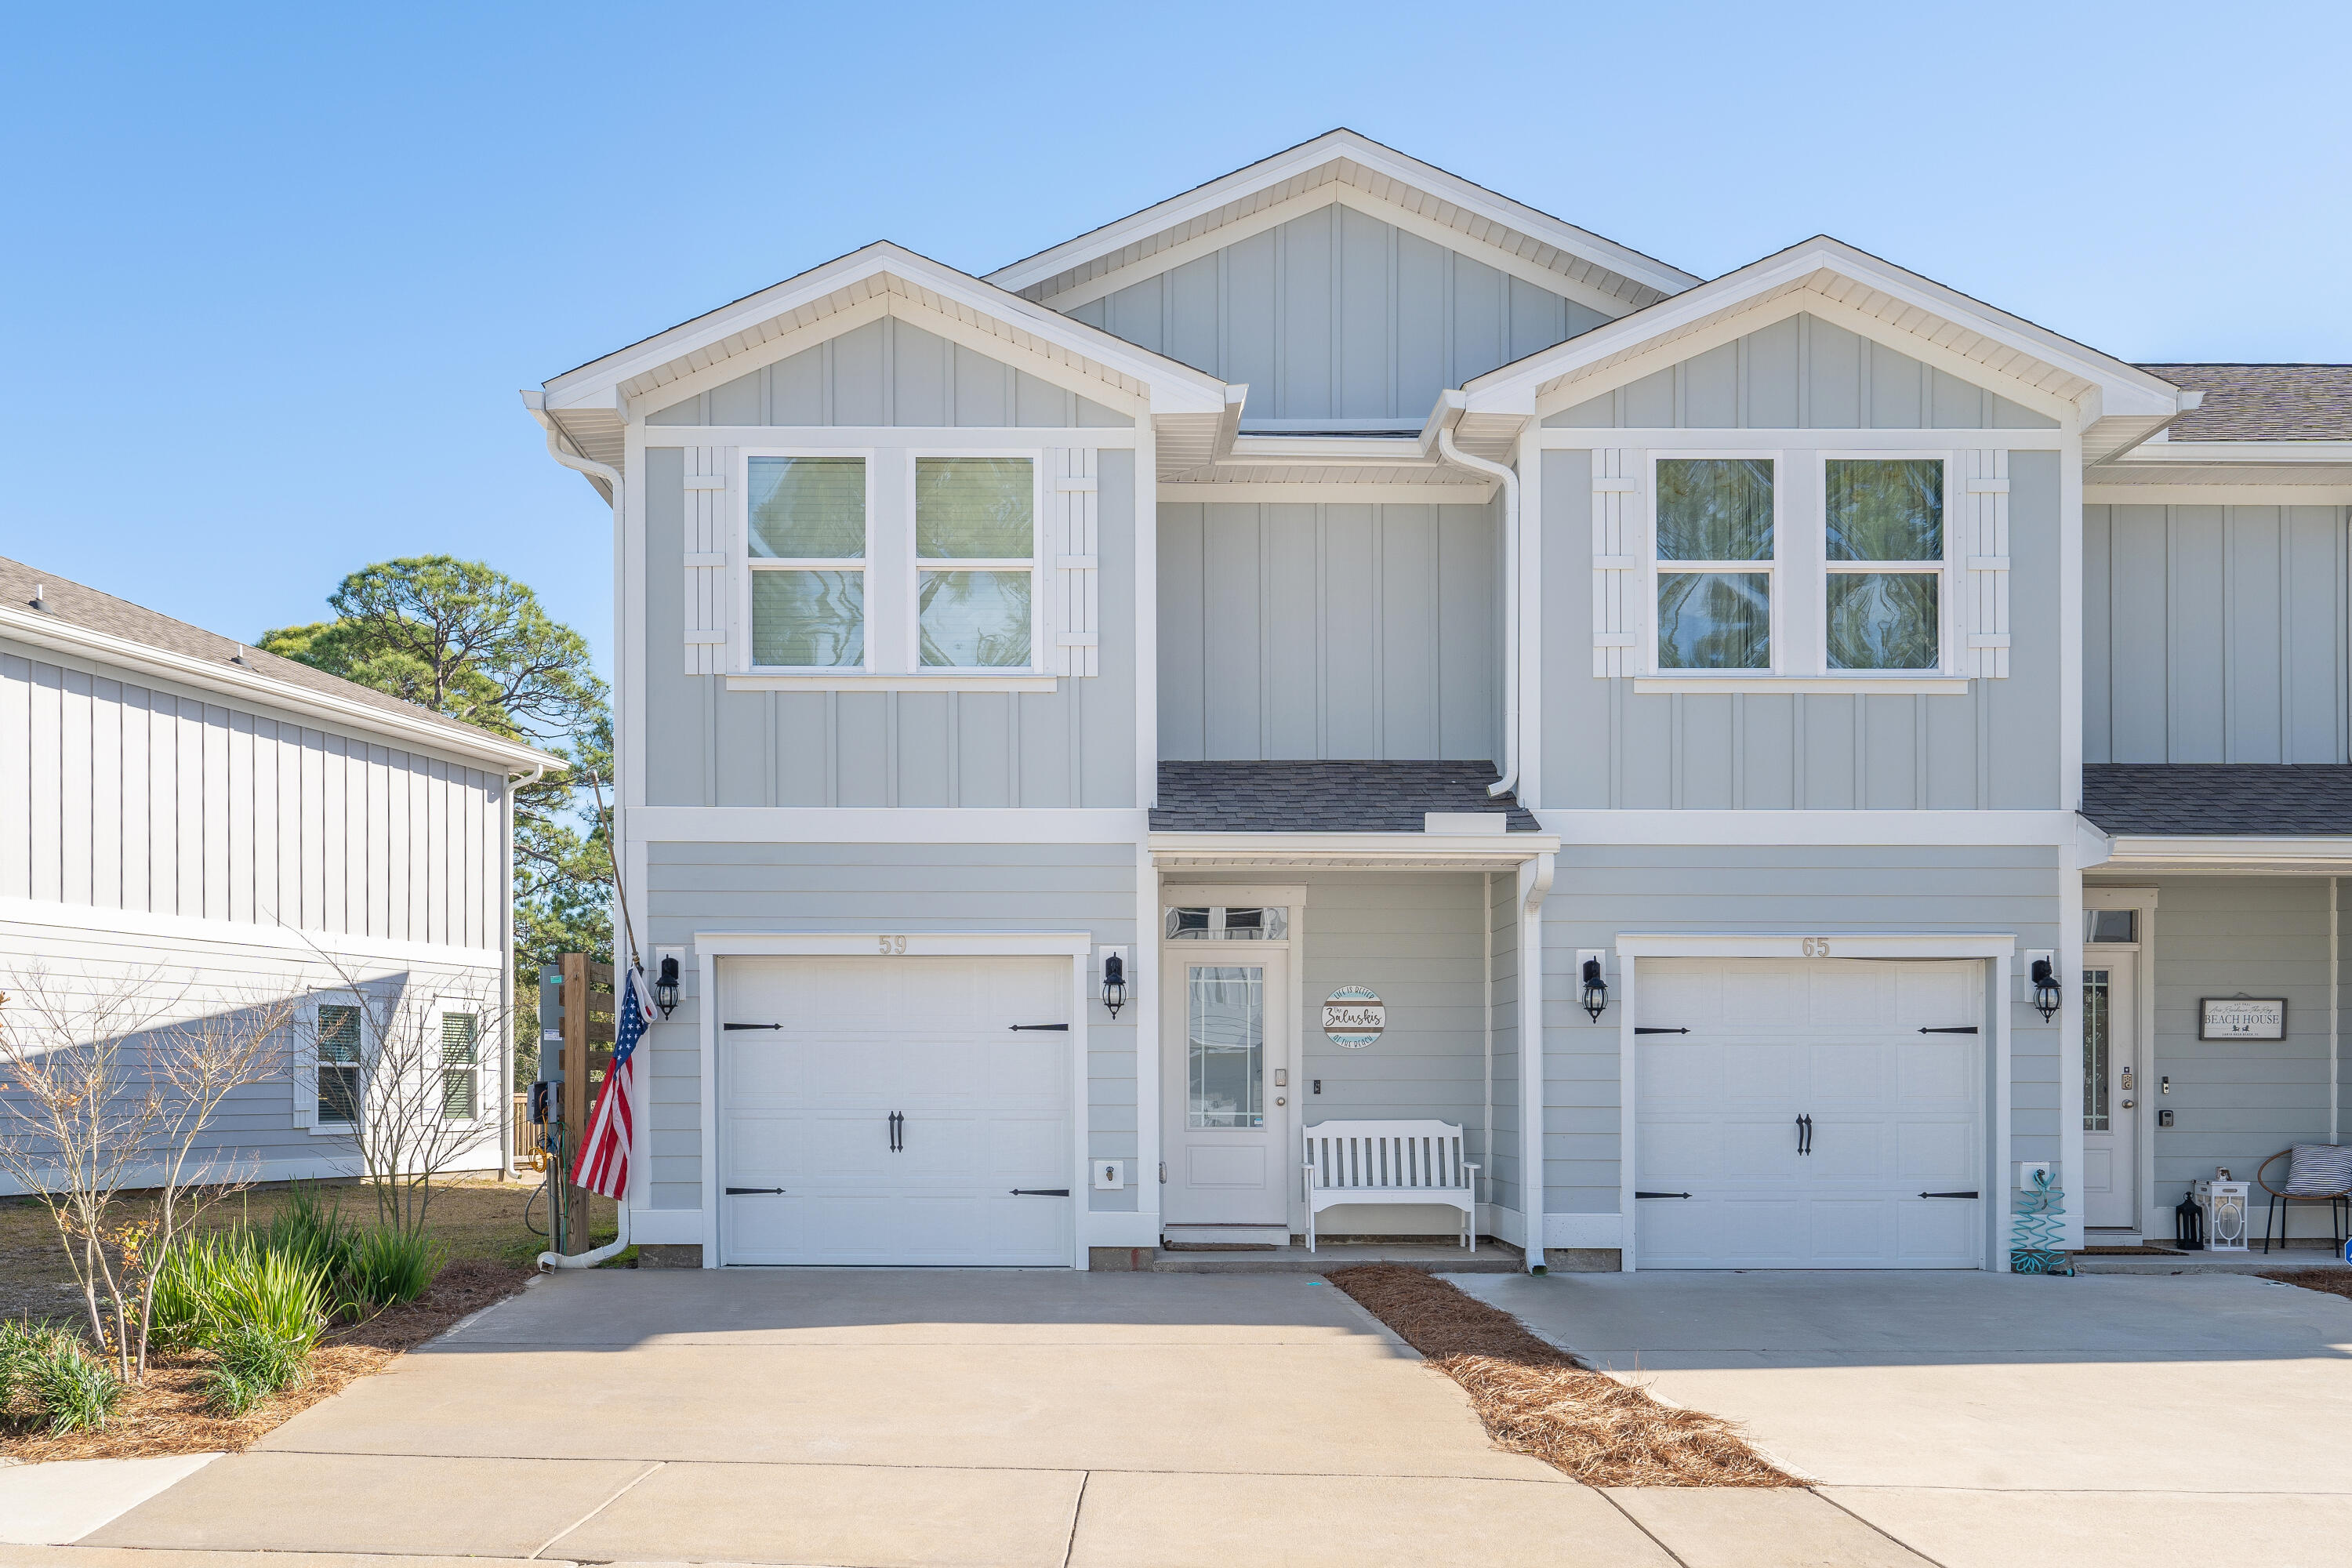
left=2195, top=1179, right=2251, bottom=1252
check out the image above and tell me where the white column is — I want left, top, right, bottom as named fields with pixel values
left=1517, top=852, right=1555, bottom=1270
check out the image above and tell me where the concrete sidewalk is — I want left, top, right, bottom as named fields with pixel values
left=1454, top=1269, right=2352, bottom=1568
left=24, top=1269, right=1929, bottom=1567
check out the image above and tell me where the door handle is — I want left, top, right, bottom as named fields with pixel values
left=1009, top=1189, right=1070, bottom=1197
left=2120, top=1099, right=2135, bottom=1109
left=725, top=1186, right=785, bottom=1195
left=888, top=1111, right=903, bottom=1152
left=1796, top=1113, right=1813, bottom=1156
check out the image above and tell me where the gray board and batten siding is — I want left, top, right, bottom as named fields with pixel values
left=1158, top=496, right=1501, bottom=764
left=2085, top=503, right=2352, bottom=764
left=641, top=841, right=1137, bottom=1216
left=1061, top=203, right=1611, bottom=426
left=2, top=641, right=506, bottom=949
left=638, top=445, right=1139, bottom=810
left=1542, top=313, right=2059, bottom=431
left=1538, top=447, right=2063, bottom=810
left=1542, top=846, right=2064, bottom=1222
left=642, top=317, right=1131, bottom=430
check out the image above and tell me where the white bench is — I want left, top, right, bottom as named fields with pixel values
left=1301, top=1120, right=1479, bottom=1253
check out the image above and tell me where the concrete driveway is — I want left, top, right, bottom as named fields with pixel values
left=38, top=1269, right=1772, bottom=1568
left=1456, top=1269, right=2352, bottom=1568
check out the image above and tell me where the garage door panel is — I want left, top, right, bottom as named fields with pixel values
left=1637, top=958, right=1984, bottom=1270
left=719, top=956, right=1075, bottom=1267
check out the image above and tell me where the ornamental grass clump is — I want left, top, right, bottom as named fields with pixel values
left=0, top=1319, right=123, bottom=1436
left=346, top=1226, right=446, bottom=1311
left=146, top=1226, right=328, bottom=1414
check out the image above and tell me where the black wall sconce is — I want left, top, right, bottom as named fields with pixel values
left=1101, top=952, right=1127, bottom=1018
left=652, top=954, right=681, bottom=1019
left=1581, top=956, right=1609, bottom=1021
left=2030, top=956, right=2062, bottom=1021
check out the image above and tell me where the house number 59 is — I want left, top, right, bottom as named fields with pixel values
left=877, top=935, right=908, bottom=954
left=1802, top=937, right=1832, bottom=957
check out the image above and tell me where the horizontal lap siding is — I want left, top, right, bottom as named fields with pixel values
left=1, top=644, right=503, bottom=949
left=641, top=448, right=1138, bottom=809
left=1544, top=846, right=2061, bottom=1219
left=0, top=919, right=501, bottom=1194
left=1171, top=869, right=1497, bottom=1232
left=642, top=841, right=1137, bottom=1214
left=2085, top=504, right=2350, bottom=763
left=1540, top=451, right=2062, bottom=809
left=1066, top=204, right=1607, bottom=423
left=1158, top=499, right=1500, bottom=762
left=1542, top=313, right=2057, bottom=430
left=2104, top=877, right=2341, bottom=1221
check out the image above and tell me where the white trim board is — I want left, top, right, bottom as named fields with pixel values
left=0, top=898, right=506, bottom=971
left=1150, top=833, right=1560, bottom=867
left=2102, top=837, right=2352, bottom=871
left=645, top=426, right=1138, bottom=450
left=1613, top=933, right=2016, bottom=960
left=1158, top=483, right=1497, bottom=505
left=627, top=807, right=1149, bottom=844
left=1539, top=428, right=2067, bottom=451
left=2085, top=485, right=2352, bottom=505
left=1532, top=811, right=2084, bottom=846
left=692, top=931, right=1092, bottom=959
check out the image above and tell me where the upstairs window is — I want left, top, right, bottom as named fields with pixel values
left=748, top=456, right=866, bottom=669
left=1826, top=459, right=1944, bottom=670
left=1656, top=458, right=1773, bottom=670
left=916, top=458, right=1035, bottom=668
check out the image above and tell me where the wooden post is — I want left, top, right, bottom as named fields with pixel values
left=560, top=953, right=592, bottom=1251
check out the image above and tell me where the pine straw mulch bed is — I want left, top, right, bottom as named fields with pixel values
left=2263, top=1269, right=2352, bottom=1302
left=1327, top=1264, right=1795, bottom=1488
left=0, top=1259, right=531, bottom=1464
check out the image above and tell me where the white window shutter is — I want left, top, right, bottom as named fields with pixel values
left=684, top=447, right=733, bottom=675
left=1592, top=448, right=1642, bottom=677
left=1959, top=448, right=2010, bottom=679
left=1048, top=449, right=1098, bottom=678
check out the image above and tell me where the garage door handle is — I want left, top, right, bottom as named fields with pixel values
left=1010, top=1023, right=1069, bottom=1032
left=1919, top=1191, right=1979, bottom=1199
left=1635, top=1191, right=1691, bottom=1199
left=1010, top=1189, right=1070, bottom=1197
left=726, top=1186, right=785, bottom=1195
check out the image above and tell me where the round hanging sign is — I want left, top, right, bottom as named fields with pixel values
left=1323, top=985, right=1385, bottom=1048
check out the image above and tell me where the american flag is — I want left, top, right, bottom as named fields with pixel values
left=571, top=964, right=650, bottom=1200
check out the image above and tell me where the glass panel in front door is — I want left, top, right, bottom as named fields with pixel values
left=1189, top=966, right=1264, bottom=1129
left=2083, top=970, right=2111, bottom=1132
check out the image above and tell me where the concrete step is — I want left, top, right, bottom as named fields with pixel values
left=1149, top=1242, right=1525, bottom=1275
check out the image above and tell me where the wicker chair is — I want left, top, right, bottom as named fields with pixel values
left=2256, top=1147, right=2352, bottom=1254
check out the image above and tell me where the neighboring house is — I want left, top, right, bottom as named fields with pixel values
left=0, top=557, right=561, bottom=1192
left=526, top=130, right=2352, bottom=1272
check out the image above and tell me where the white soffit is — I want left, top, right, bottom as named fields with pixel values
left=540, top=242, right=1232, bottom=423
left=985, top=130, right=1697, bottom=317
left=1462, top=237, right=2187, bottom=430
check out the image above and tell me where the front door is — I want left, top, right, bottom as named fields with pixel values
left=2082, top=962, right=2139, bottom=1231
left=1161, top=949, right=1290, bottom=1227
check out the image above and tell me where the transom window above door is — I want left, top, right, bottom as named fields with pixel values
left=1167, top=906, right=1290, bottom=941
left=742, top=451, right=1040, bottom=678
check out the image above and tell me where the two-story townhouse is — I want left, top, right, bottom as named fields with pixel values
left=528, top=131, right=2348, bottom=1272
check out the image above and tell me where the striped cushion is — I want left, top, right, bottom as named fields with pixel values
left=2283, top=1144, right=2352, bottom=1196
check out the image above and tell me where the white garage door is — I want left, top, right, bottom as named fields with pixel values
left=717, top=956, right=1075, bottom=1267
left=1635, top=958, right=1984, bottom=1269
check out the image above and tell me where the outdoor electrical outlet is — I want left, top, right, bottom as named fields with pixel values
left=1093, top=1161, right=1123, bottom=1191
left=2159, top=1109, right=2176, bottom=1127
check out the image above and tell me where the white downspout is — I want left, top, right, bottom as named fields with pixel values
left=1438, top=420, right=1522, bottom=799
left=528, top=408, right=635, bottom=1271
left=1517, top=851, right=1555, bottom=1271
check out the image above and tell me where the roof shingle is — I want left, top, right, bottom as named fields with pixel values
left=2082, top=764, right=2352, bottom=836
left=1152, top=760, right=1540, bottom=833
left=2136, top=365, right=2352, bottom=441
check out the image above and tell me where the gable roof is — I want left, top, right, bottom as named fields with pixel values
left=0, top=556, right=560, bottom=773
left=2136, top=365, right=2352, bottom=441
left=985, top=129, right=1699, bottom=319
left=532, top=241, right=1242, bottom=477
left=1451, top=235, right=2192, bottom=461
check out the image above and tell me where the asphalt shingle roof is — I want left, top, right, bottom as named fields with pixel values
left=0, top=556, right=528, bottom=755
left=2136, top=365, right=2352, bottom=441
left=2082, top=764, right=2352, bottom=836
left=1152, top=760, right=1541, bottom=833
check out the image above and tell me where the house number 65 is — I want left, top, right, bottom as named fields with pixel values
left=877, top=935, right=908, bottom=954
left=1802, top=937, right=1833, bottom=957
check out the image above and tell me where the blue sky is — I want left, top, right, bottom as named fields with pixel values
left=5, top=2, right=2346, bottom=683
